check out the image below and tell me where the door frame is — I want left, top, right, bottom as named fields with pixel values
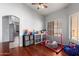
left=2, top=15, right=20, bottom=48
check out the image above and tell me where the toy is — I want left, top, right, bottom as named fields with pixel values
left=23, top=30, right=28, bottom=35
left=45, top=40, right=58, bottom=48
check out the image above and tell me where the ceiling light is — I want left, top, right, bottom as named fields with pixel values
left=32, top=3, right=48, bottom=10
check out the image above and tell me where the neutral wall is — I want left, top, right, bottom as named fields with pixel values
left=0, top=3, right=45, bottom=46
left=1, top=3, right=79, bottom=46
left=68, top=3, right=79, bottom=15
left=45, top=3, right=79, bottom=45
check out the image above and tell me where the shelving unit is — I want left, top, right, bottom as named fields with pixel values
left=23, top=33, right=46, bottom=46
left=41, top=34, right=46, bottom=42
left=34, top=34, right=46, bottom=44
left=23, top=35, right=34, bottom=47
left=34, top=34, right=41, bottom=44
left=30, top=35, right=34, bottom=44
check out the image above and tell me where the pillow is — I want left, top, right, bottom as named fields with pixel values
left=69, top=43, right=76, bottom=48
left=70, top=37, right=77, bottom=44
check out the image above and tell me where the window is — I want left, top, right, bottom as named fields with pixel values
left=71, top=15, right=79, bottom=41
left=47, top=21, right=54, bottom=35
left=71, top=16, right=78, bottom=40
left=47, top=19, right=62, bottom=37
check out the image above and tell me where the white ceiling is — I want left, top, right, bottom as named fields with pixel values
left=26, top=3, right=69, bottom=15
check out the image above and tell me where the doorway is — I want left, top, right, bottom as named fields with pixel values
left=2, top=15, right=20, bottom=55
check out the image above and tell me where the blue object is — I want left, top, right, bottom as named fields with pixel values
left=64, top=45, right=79, bottom=56
left=76, top=45, right=79, bottom=55
left=32, top=32, right=36, bottom=35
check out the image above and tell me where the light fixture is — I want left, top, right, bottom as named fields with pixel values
left=32, top=3, right=48, bottom=10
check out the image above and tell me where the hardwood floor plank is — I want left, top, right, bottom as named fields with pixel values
left=1, top=44, right=68, bottom=56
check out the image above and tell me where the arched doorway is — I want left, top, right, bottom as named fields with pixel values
left=2, top=15, right=20, bottom=55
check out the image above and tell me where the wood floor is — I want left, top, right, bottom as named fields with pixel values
left=2, top=44, right=68, bottom=56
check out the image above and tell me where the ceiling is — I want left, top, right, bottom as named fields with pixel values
left=26, top=3, right=69, bottom=16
